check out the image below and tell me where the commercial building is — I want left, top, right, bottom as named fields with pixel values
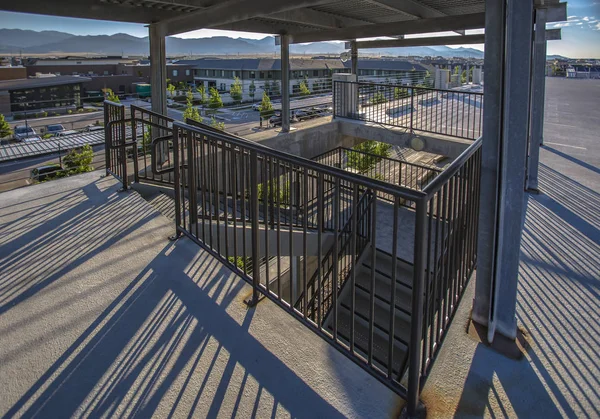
left=0, top=74, right=90, bottom=115
left=24, top=57, right=195, bottom=96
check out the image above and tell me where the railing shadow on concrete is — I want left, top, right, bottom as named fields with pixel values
left=0, top=180, right=158, bottom=314
left=2, top=236, right=381, bottom=418
left=454, top=162, right=600, bottom=418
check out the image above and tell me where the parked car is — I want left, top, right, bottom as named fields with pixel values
left=55, top=130, right=78, bottom=137
left=45, top=124, right=66, bottom=136
left=13, top=125, right=38, bottom=141
left=252, top=103, right=261, bottom=111
left=31, top=164, right=63, bottom=182
left=85, top=125, right=104, bottom=132
left=268, top=112, right=297, bottom=127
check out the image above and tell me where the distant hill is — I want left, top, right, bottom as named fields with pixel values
left=0, top=28, right=490, bottom=58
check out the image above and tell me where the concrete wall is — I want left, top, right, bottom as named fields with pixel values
left=248, top=118, right=470, bottom=161
left=336, top=119, right=471, bottom=159
left=252, top=119, right=362, bottom=159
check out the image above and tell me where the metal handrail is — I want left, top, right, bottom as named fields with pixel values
left=151, top=135, right=174, bottom=175
left=333, top=79, right=484, bottom=96
left=173, top=120, right=426, bottom=202
left=422, top=136, right=483, bottom=197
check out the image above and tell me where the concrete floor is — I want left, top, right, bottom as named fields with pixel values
left=422, top=77, right=600, bottom=418
left=0, top=171, right=402, bottom=418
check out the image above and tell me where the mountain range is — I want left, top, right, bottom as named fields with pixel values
left=0, top=28, right=490, bottom=58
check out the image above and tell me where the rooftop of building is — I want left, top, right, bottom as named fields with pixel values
left=175, top=57, right=428, bottom=72
left=0, top=75, right=92, bottom=91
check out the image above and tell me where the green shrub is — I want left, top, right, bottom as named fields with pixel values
left=347, top=141, right=392, bottom=173
left=63, top=144, right=94, bottom=174
left=371, top=92, right=387, bottom=105
left=228, top=256, right=252, bottom=274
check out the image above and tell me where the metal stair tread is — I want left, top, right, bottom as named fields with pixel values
left=331, top=304, right=408, bottom=375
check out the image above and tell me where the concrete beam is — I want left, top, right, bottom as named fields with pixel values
left=289, top=13, right=485, bottom=43
left=163, top=0, right=333, bottom=36
left=351, top=34, right=485, bottom=49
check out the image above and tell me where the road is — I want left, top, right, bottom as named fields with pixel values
left=0, top=145, right=106, bottom=192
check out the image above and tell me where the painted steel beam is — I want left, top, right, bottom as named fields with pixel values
left=290, top=12, right=485, bottom=43
left=267, top=9, right=369, bottom=29
left=369, top=0, right=446, bottom=18
left=348, top=34, right=485, bottom=49
left=0, top=0, right=180, bottom=23
left=163, top=0, right=334, bottom=36
left=541, top=2, right=568, bottom=23
left=546, top=28, right=562, bottom=40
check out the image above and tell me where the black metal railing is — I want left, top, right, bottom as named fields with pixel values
left=104, top=100, right=136, bottom=190
left=168, top=117, right=482, bottom=416
left=131, top=105, right=175, bottom=185
left=297, top=186, right=373, bottom=323
left=312, top=146, right=442, bottom=205
left=333, top=80, right=483, bottom=140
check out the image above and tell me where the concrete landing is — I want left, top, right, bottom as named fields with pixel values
left=0, top=171, right=402, bottom=418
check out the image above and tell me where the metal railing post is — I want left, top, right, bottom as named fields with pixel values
left=410, top=88, right=415, bottom=132
left=247, top=149, right=261, bottom=306
left=119, top=105, right=128, bottom=191
left=171, top=127, right=182, bottom=241
left=131, top=112, right=139, bottom=183
left=104, top=104, right=111, bottom=177
left=407, top=197, right=428, bottom=417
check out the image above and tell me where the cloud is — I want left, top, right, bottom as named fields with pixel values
left=595, top=22, right=600, bottom=30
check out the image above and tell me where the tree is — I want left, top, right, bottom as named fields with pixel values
left=167, top=83, right=176, bottom=98
left=196, top=84, right=207, bottom=105
left=183, top=89, right=202, bottom=123
left=263, top=81, right=272, bottom=96
left=299, top=79, right=311, bottom=96
left=258, top=92, right=275, bottom=121
left=423, top=70, right=433, bottom=87
left=177, top=81, right=187, bottom=91
left=0, top=114, right=11, bottom=139
left=347, top=141, right=392, bottom=173
left=271, top=80, right=281, bottom=96
left=208, top=87, right=223, bottom=111
left=103, top=88, right=120, bottom=103
left=210, top=117, right=225, bottom=131
left=230, top=76, right=243, bottom=104
left=64, top=144, right=94, bottom=174
left=394, top=87, right=409, bottom=100
left=249, top=80, right=256, bottom=102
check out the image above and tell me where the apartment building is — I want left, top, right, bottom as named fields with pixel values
left=179, top=58, right=429, bottom=102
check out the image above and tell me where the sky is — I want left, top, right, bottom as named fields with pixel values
left=0, top=0, right=599, bottom=58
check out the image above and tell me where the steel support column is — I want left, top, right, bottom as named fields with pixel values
left=281, top=34, right=290, bottom=133
left=150, top=24, right=167, bottom=115
left=474, top=0, right=534, bottom=342
left=350, top=40, right=358, bottom=76
left=472, top=0, right=506, bottom=333
left=527, top=8, right=547, bottom=192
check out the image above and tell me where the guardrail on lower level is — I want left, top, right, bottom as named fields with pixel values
left=333, top=80, right=483, bottom=140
